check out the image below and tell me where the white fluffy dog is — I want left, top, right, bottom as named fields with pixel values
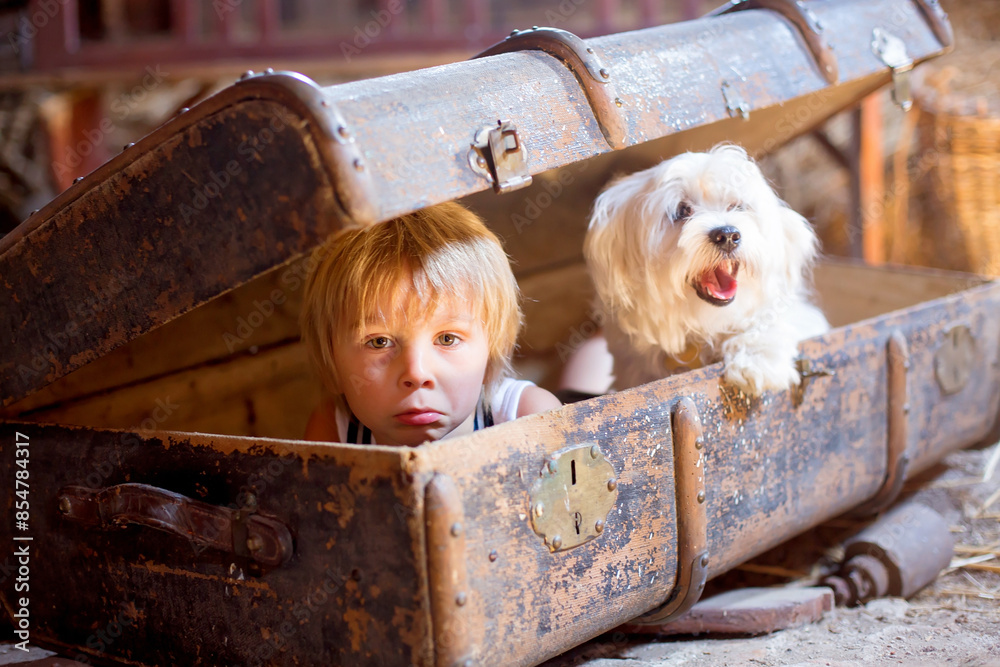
left=584, top=144, right=829, bottom=395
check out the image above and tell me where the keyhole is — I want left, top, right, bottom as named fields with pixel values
left=574, top=511, right=582, bottom=535
left=571, top=459, right=577, bottom=485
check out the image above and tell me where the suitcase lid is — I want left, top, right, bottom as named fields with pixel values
left=0, top=0, right=952, bottom=407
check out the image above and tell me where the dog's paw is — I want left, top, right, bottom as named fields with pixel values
left=723, top=350, right=800, bottom=396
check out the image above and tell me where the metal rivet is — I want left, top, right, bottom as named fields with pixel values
left=73, top=176, right=83, bottom=184
left=697, top=491, right=706, bottom=504
left=590, top=445, right=600, bottom=459
left=548, top=460, right=558, bottom=474
left=244, top=493, right=258, bottom=509
left=615, top=97, right=623, bottom=107
left=240, top=70, right=254, bottom=80
left=58, top=497, right=71, bottom=514
left=595, top=519, right=605, bottom=534
left=586, top=47, right=594, bottom=54
left=29, top=209, right=37, bottom=216
left=607, top=479, right=617, bottom=492
left=123, top=142, right=134, bottom=150
left=353, top=158, right=365, bottom=172
left=510, top=29, right=519, bottom=36
left=265, top=67, right=274, bottom=74
left=532, top=25, right=539, bottom=30
left=179, top=107, right=189, bottom=114
left=455, top=591, right=467, bottom=606
left=701, top=554, right=709, bottom=567
left=488, top=549, right=498, bottom=562
left=534, top=502, right=544, bottom=517
left=246, top=535, right=264, bottom=552
left=600, top=68, right=610, bottom=79
left=695, top=436, right=704, bottom=450
left=903, top=403, right=911, bottom=414
left=338, top=125, right=350, bottom=139
left=451, top=522, right=462, bottom=537
left=551, top=535, right=562, bottom=550
left=476, top=156, right=487, bottom=168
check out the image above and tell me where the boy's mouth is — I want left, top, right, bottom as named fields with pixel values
left=395, top=409, right=443, bottom=426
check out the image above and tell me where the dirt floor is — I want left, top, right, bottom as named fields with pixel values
left=542, top=441, right=1000, bottom=667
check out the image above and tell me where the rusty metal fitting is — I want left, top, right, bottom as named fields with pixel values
left=843, top=553, right=890, bottom=604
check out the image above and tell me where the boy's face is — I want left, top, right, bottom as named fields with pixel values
left=333, top=293, right=490, bottom=446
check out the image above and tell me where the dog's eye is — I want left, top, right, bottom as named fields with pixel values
left=674, top=202, right=693, bottom=221
left=727, top=201, right=745, bottom=212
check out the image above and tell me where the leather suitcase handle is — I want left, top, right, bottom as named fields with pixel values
left=58, top=483, right=293, bottom=568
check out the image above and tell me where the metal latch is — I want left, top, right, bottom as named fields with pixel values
left=468, top=119, right=533, bottom=194
left=528, top=444, right=618, bottom=552
left=872, top=28, right=914, bottom=111
left=791, top=356, right=835, bottom=407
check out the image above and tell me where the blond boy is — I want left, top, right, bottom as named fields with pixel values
left=300, top=202, right=560, bottom=446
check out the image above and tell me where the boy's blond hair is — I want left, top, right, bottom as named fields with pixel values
left=300, top=201, right=522, bottom=401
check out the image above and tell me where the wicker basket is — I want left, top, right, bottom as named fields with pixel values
left=908, top=53, right=1000, bottom=276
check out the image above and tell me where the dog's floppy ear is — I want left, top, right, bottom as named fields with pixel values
left=584, top=171, right=657, bottom=311
left=778, top=204, right=820, bottom=290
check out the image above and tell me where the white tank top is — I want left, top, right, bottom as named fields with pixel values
left=335, top=377, right=533, bottom=445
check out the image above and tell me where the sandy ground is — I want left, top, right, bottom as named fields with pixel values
left=543, top=442, right=1000, bottom=667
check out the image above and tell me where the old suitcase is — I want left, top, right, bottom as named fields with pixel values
left=1, top=1, right=990, bottom=666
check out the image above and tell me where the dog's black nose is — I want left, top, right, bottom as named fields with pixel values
left=709, top=226, right=741, bottom=252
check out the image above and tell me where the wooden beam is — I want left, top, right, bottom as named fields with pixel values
left=860, top=93, right=886, bottom=264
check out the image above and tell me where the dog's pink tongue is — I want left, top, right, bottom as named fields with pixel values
left=702, top=266, right=738, bottom=300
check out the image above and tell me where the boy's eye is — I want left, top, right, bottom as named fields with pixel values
left=366, top=336, right=392, bottom=349
left=437, top=333, right=460, bottom=346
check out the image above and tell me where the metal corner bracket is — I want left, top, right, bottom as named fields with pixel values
left=473, top=26, right=628, bottom=150
left=708, top=0, right=839, bottom=84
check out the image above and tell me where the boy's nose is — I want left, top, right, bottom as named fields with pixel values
left=399, top=345, right=435, bottom=389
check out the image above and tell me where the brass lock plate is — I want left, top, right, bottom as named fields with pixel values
left=935, top=324, right=975, bottom=395
left=528, top=444, right=618, bottom=553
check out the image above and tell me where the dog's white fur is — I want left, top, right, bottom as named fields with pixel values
left=585, top=144, right=829, bottom=395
